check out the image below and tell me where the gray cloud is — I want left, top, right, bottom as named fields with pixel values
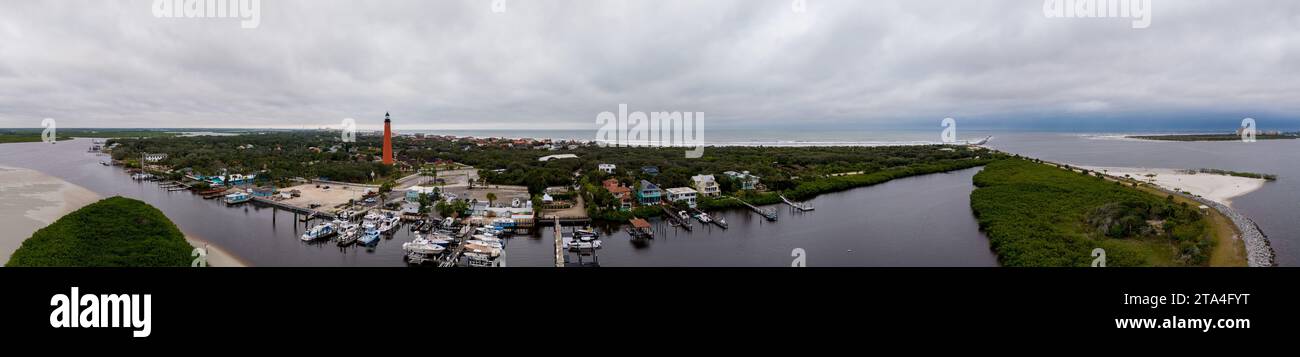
left=0, top=0, right=1297, bottom=130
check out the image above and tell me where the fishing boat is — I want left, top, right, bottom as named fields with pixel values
left=694, top=212, right=713, bottom=224
left=301, top=223, right=337, bottom=241
left=224, top=192, right=251, bottom=205
left=678, top=210, right=690, bottom=221
left=377, top=216, right=400, bottom=234
left=358, top=228, right=382, bottom=246
left=336, top=226, right=360, bottom=246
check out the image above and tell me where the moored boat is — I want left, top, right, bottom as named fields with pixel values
left=301, top=222, right=337, bottom=241
left=224, top=192, right=251, bottom=205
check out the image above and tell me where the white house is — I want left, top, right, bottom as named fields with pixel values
left=664, top=187, right=698, bottom=208
left=598, top=163, right=617, bottom=174
left=691, top=174, right=720, bottom=197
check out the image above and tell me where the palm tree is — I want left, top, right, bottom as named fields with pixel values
left=486, top=192, right=497, bottom=208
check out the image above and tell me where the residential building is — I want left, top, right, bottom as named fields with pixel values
left=598, top=163, right=617, bottom=174
left=691, top=174, right=720, bottom=197
left=636, top=180, right=662, bottom=205
left=724, top=171, right=761, bottom=190
left=665, top=187, right=698, bottom=208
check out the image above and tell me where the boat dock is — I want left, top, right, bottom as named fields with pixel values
left=690, top=208, right=729, bottom=229
left=660, top=206, right=693, bottom=231
left=252, top=197, right=333, bottom=221
left=732, top=197, right=778, bottom=221
left=553, top=217, right=564, bottom=267
left=780, top=195, right=814, bottom=211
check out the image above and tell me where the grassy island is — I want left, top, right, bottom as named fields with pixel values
left=970, top=159, right=1216, bottom=267
left=6, top=197, right=194, bottom=267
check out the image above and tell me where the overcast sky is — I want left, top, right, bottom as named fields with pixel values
left=0, top=0, right=1297, bottom=130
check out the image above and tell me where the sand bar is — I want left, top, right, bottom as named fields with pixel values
left=1079, top=166, right=1267, bottom=207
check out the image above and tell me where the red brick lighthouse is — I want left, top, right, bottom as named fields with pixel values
left=382, top=112, right=394, bottom=165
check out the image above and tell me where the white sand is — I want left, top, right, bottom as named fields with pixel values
left=185, top=234, right=248, bottom=268
left=0, top=166, right=102, bottom=264
left=0, top=165, right=247, bottom=267
left=1079, top=166, right=1267, bottom=207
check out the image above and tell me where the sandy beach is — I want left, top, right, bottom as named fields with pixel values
left=0, top=165, right=246, bottom=267
left=1078, top=166, right=1267, bottom=207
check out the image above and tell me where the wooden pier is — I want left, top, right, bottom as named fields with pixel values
left=732, top=197, right=778, bottom=221
left=554, top=217, right=564, bottom=267
left=780, top=195, right=814, bottom=211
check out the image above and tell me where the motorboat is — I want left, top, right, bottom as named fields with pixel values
left=301, top=222, right=337, bottom=241
left=402, top=236, right=446, bottom=255
left=224, top=192, right=251, bottom=205
left=466, top=239, right=503, bottom=249
left=694, top=212, right=712, bottom=224
left=678, top=210, right=690, bottom=221
left=563, top=237, right=602, bottom=251
left=358, top=228, right=382, bottom=246
left=377, top=215, right=400, bottom=234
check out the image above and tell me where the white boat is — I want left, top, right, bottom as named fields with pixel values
left=402, top=236, right=446, bottom=255
left=462, top=244, right=502, bottom=257
left=363, top=211, right=383, bottom=221
left=695, top=212, right=712, bottom=223
left=377, top=216, right=400, bottom=233
left=678, top=210, right=690, bottom=221
left=301, top=223, right=337, bottom=241
left=224, top=192, right=251, bottom=205
left=563, top=237, right=602, bottom=251
left=466, top=239, right=504, bottom=249
left=358, top=228, right=381, bottom=246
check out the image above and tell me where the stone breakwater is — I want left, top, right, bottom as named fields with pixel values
left=1192, top=197, right=1276, bottom=267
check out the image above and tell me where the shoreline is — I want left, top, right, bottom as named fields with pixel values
left=1076, top=166, right=1265, bottom=207
left=0, top=164, right=249, bottom=267
left=1069, top=163, right=1274, bottom=267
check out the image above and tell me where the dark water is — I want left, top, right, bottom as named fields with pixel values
left=508, top=167, right=998, bottom=267
left=987, top=133, right=1300, bottom=266
left=0, top=138, right=997, bottom=267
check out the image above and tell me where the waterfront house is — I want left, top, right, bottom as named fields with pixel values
left=691, top=174, right=720, bottom=197
left=598, top=163, right=617, bottom=174
left=665, top=187, right=698, bottom=208
left=637, top=180, right=662, bottom=205
left=603, top=178, right=634, bottom=211
left=724, top=171, right=760, bottom=191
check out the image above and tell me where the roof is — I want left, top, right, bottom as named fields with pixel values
left=630, top=218, right=652, bottom=229
left=639, top=180, right=660, bottom=190
left=665, top=187, right=697, bottom=195
left=691, top=174, right=716, bottom=182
